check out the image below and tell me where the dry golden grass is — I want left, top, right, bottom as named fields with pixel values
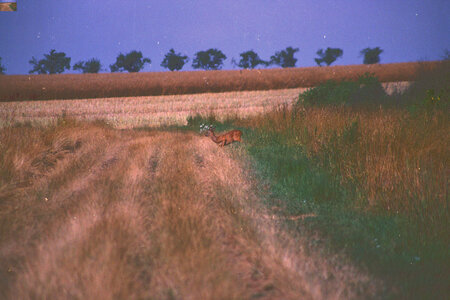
left=0, top=121, right=377, bottom=299
left=242, top=104, right=449, bottom=237
left=0, top=83, right=409, bottom=129
left=0, top=88, right=305, bottom=128
left=0, top=60, right=434, bottom=101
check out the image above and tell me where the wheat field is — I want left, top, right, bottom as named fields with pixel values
left=0, top=82, right=409, bottom=128
left=0, top=61, right=430, bottom=101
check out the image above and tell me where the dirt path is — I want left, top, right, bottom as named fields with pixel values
left=0, top=125, right=378, bottom=299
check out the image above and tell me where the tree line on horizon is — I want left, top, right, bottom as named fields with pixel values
left=0, top=46, right=405, bottom=75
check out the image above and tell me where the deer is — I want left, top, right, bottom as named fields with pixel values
left=200, top=124, right=242, bottom=147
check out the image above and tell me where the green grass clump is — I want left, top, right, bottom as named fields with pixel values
left=396, top=60, right=449, bottom=112
left=299, top=73, right=387, bottom=107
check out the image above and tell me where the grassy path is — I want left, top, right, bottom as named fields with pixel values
left=0, top=123, right=377, bottom=299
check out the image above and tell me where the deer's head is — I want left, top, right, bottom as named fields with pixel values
left=200, top=124, right=215, bottom=136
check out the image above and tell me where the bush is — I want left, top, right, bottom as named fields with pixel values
left=401, top=61, right=449, bottom=114
left=298, top=73, right=386, bottom=107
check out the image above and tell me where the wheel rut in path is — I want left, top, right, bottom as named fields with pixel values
left=3, top=129, right=378, bottom=299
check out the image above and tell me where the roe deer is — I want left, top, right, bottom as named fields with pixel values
left=204, top=126, right=242, bottom=147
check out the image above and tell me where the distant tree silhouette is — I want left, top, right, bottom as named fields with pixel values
left=270, top=47, right=299, bottom=68
left=29, top=49, right=71, bottom=74
left=192, top=49, right=227, bottom=70
left=161, top=49, right=189, bottom=71
left=110, top=51, right=151, bottom=73
left=0, top=57, right=5, bottom=75
left=315, top=47, right=343, bottom=66
left=237, top=50, right=268, bottom=69
left=360, top=47, right=383, bottom=64
left=73, top=58, right=102, bottom=73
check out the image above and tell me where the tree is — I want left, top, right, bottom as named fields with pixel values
left=192, top=48, right=227, bottom=70
left=314, top=47, right=343, bottom=66
left=360, top=47, right=383, bottom=64
left=270, top=47, right=299, bottom=68
left=29, top=49, right=71, bottom=74
left=110, top=51, right=151, bottom=73
left=161, top=49, right=189, bottom=71
left=0, top=57, right=5, bottom=75
left=73, top=58, right=102, bottom=73
left=237, top=50, right=268, bottom=69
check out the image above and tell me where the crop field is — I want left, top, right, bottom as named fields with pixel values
left=0, top=61, right=435, bottom=101
left=0, top=82, right=409, bottom=128
left=0, top=88, right=304, bottom=128
left=0, top=62, right=448, bottom=299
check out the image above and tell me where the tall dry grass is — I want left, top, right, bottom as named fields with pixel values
left=0, top=120, right=377, bottom=299
left=243, top=105, right=448, bottom=238
left=0, top=61, right=438, bottom=101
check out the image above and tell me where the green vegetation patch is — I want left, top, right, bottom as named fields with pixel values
left=298, top=73, right=387, bottom=107
left=242, top=127, right=448, bottom=299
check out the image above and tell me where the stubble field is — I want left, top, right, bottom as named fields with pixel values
left=0, top=82, right=408, bottom=128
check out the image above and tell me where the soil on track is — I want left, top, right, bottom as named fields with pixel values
left=0, top=124, right=378, bottom=299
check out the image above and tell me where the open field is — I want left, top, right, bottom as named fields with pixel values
left=0, top=82, right=409, bottom=128
left=0, top=61, right=436, bottom=101
left=0, top=122, right=377, bottom=299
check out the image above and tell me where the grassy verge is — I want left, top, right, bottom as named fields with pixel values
left=185, top=66, right=449, bottom=299
left=241, top=124, right=447, bottom=299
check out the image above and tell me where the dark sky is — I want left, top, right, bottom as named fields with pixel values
left=0, top=0, right=449, bottom=74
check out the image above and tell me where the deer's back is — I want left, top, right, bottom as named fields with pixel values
left=231, top=130, right=242, bottom=141
left=224, top=130, right=242, bottom=142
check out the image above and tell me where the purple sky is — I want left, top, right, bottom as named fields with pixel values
left=0, top=0, right=449, bottom=75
